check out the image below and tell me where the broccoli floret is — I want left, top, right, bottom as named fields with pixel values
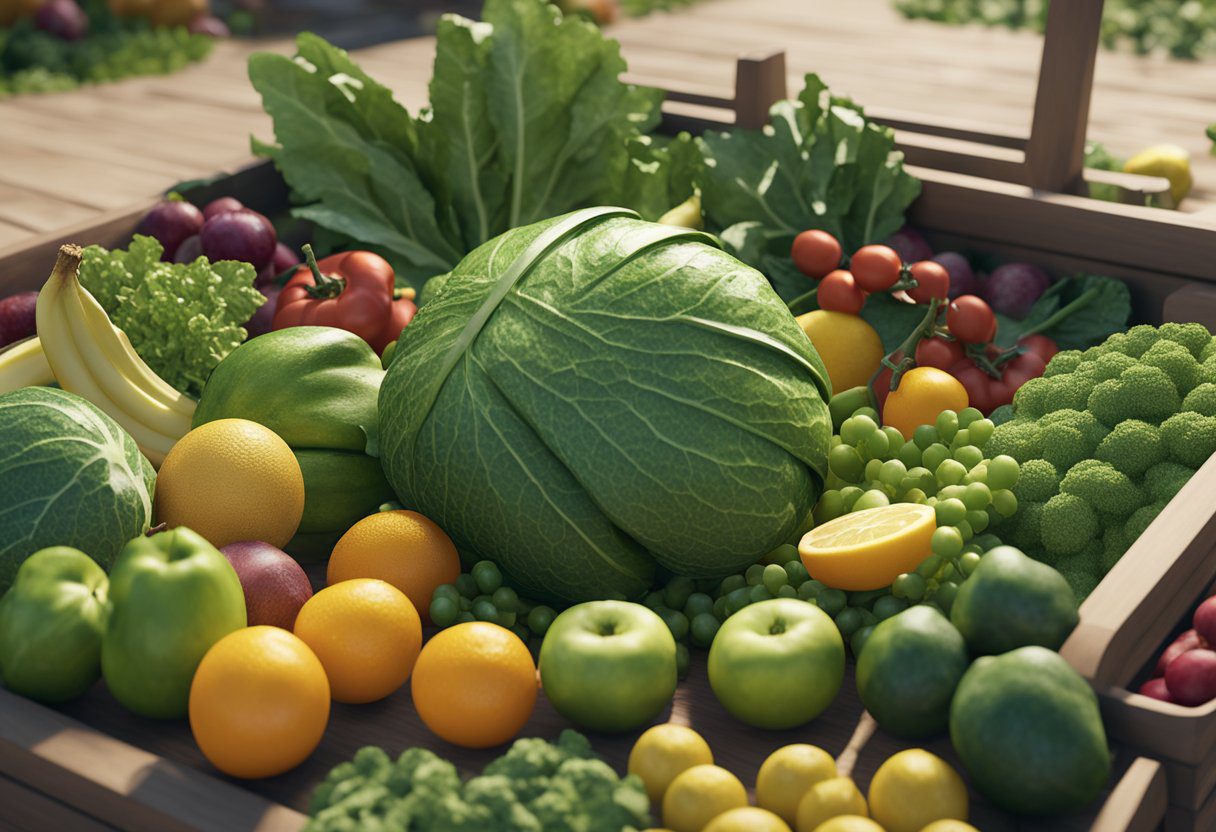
left=987, top=418, right=1043, bottom=462
left=1144, top=461, right=1197, bottom=503
left=1183, top=383, right=1216, bottom=417
left=1013, top=459, right=1059, bottom=502
left=1159, top=322, right=1212, bottom=359
left=1087, top=364, right=1181, bottom=427
left=1124, top=501, right=1168, bottom=547
left=1161, top=412, right=1216, bottom=468
left=1041, top=493, right=1099, bottom=557
left=1108, top=324, right=1162, bottom=359
left=1101, top=525, right=1128, bottom=573
left=1014, top=373, right=1096, bottom=417
left=1054, top=539, right=1104, bottom=600
left=1045, top=350, right=1085, bottom=377
left=1059, top=459, right=1145, bottom=515
left=1038, top=409, right=1108, bottom=470
left=1093, top=419, right=1164, bottom=478
left=1141, top=339, right=1201, bottom=395
left=1076, top=350, right=1137, bottom=382
left=1202, top=337, right=1216, bottom=363
left=1201, top=355, right=1216, bottom=387
left=1008, top=500, right=1045, bottom=551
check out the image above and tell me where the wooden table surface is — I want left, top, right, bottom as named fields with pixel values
left=1, top=0, right=1215, bottom=252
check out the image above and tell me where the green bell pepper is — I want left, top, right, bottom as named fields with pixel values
left=101, top=527, right=246, bottom=719
left=192, top=326, right=395, bottom=562
left=0, top=547, right=109, bottom=703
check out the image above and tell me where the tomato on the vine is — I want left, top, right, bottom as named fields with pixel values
left=850, top=245, right=902, bottom=292
left=872, top=360, right=895, bottom=413
left=906, top=261, right=951, bottom=304
left=1001, top=350, right=1047, bottom=391
left=915, top=335, right=965, bottom=371
left=947, top=349, right=1047, bottom=414
left=791, top=229, right=842, bottom=279
left=946, top=295, right=997, bottom=344
left=1018, top=333, right=1059, bottom=363
left=818, top=269, right=866, bottom=314
left=949, top=359, right=999, bottom=414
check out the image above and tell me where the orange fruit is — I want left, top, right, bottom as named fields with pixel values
left=327, top=510, right=460, bottom=623
left=411, top=622, right=537, bottom=748
left=155, top=418, right=305, bottom=549
left=293, top=579, right=422, bottom=704
left=882, top=367, right=969, bottom=440
left=189, top=626, right=329, bottom=779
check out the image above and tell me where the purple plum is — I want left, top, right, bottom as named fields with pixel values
left=220, top=541, right=312, bottom=629
left=36, top=0, right=88, bottom=41
left=932, top=251, right=979, bottom=299
left=884, top=226, right=933, bottom=264
left=983, top=262, right=1051, bottom=320
left=200, top=210, right=277, bottom=269
left=0, top=292, right=39, bottom=348
left=173, top=234, right=203, bottom=264
left=270, top=242, right=301, bottom=276
left=135, top=199, right=204, bottom=261
left=243, top=284, right=281, bottom=339
left=202, top=196, right=244, bottom=221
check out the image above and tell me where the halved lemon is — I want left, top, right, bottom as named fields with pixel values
left=799, top=504, right=935, bottom=591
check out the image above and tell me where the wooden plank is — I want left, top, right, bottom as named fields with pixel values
left=733, top=50, right=787, bottom=129
left=0, top=771, right=117, bottom=832
left=1090, top=758, right=1167, bottom=832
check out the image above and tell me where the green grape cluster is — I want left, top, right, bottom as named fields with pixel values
left=429, top=560, right=558, bottom=647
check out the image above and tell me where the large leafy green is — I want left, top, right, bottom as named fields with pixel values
left=995, top=274, right=1131, bottom=350
left=698, top=75, right=920, bottom=301
left=378, top=209, right=832, bottom=603
left=0, top=387, right=154, bottom=592
left=249, top=0, right=673, bottom=289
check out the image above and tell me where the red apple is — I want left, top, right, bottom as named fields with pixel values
left=1194, top=597, right=1216, bottom=646
left=220, top=541, right=313, bottom=630
left=1139, top=676, right=1174, bottom=703
left=1154, top=628, right=1206, bottom=677
left=1165, top=648, right=1216, bottom=706
left=0, top=292, right=38, bottom=348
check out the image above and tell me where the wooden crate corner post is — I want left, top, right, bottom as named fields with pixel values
left=733, top=50, right=787, bottom=129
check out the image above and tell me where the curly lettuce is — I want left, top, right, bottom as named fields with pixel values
left=78, top=235, right=263, bottom=398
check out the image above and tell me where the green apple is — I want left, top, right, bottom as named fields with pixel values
left=539, top=600, right=677, bottom=732
left=708, top=598, right=844, bottom=729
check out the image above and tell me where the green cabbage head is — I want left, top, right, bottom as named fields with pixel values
left=378, top=208, right=832, bottom=602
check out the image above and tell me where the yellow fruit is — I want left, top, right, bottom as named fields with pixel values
left=149, top=0, right=207, bottom=27
left=704, top=807, right=792, bottom=832
left=410, top=621, right=537, bottom=748
left=795, top=776, right=868, bottom=832
left=810, top=818, right=884, bottom=832
left=188, top=626, right=329, bottom=779
left=920, top=822, right=979, bottom=832
left=797, top=310, right=885, bottom=394
left=328, top=510, right=460, bottom=624
left=799, top=504, right=935, bottom=591
left=293, top=579, right=422, bottom=704
left=1124, top=144, right=1193, bottom=206
left=868, top=749, right=968, bottom=832
left=757, top=744, right=838, bottom=824
left=662, top=764, right=749, bottom=832
left=155, top=418, right=305, bottom=549
left=628, top=724, right=714, bottom=803
left=882, top=367, right=968, bottom=440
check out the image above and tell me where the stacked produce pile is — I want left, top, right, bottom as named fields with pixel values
left=0, top=2, right=1213, bottom=831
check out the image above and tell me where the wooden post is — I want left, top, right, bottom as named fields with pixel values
left=1024, top=0, right=1105, bottom=193
left=733, top=50, right=787, bottom=129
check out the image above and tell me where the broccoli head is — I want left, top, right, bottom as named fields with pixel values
left=1038, top=409, right=1108, bottom=470
left=1106, top=324, right=1162, bottom=359
left=1093, top=419, right=1163, bottom=478
left=1053, top=538, right=1105, bottom=600
left=1161, top=412, right=1216, bottom=468
left=1014, top=373, right=1096, bottom=418
left=1202, top=337, right=1216, bottom=363
left=1183, top=383, right=1216, bottom=417
left=1045, top=350, right=1085, bottom=377
left=987, top=417, right=1043, bottom=462
left=1201, top=354, right=1216, bottom=387
left=1007, top=500, right=1045, bottom=551
left=1140, top=339, right=1201, bottom=395
left=1145, top=461, right=1198, bottom=503
left=1086, top=364, right=1181, bottom=427
left=1101, top=525, right=1128, bottom=573
left=1041, top=493, right=1099, bottom=558
left=1059, top=459, right=1145, bottom=515
left=1158, top=322, right=1212, bottom=358
left=1012, top=458, right=1059, bottom=503
left=1123, top=501, right=1168, bottom=547
left=1075, top=350, right=1136, bottom=383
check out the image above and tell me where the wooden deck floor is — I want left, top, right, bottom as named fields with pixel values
left=1, top=0, right=1214, bottom=250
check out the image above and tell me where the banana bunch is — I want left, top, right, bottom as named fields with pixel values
left=17, top=245, right=195, bottom=466
left=0, top=337, right=54, bottom=390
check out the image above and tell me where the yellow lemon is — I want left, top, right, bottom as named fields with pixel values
left=920, top=822, right=980, bottom=832
left=1124, top=144, right=1192, bottom=206
left=799, top=504, right=935, bottom=591
left=628, top=724, right=714, bottom=803
left=704, top=807, right=792, bottom=832
left=797, top=310, right=885, bottom=394
left=662, top=764, right=748, bottom=832
left=155, top=418, right=304, bottom=549
left=757, top=744, right=838, bottom=823
left=811, top=818, right=885, bottom=832
left=868, top=749, right=968, bottom=832
left=795, top=776, right=868, bottom=832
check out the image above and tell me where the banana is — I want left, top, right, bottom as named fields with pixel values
left=36, top=245, right=192, bottom=466
left=0, top=336, right=55, bottom=393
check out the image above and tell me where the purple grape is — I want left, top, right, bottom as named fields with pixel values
left=982, top=262, right=1051, bottom=320
left=188, top=15, right=230, bottom=37
left=203, top=197, right=244, bottom=221
left=884, top=226, right=933, bottom=264
left=0, top=292, right=39, bottom=348
left=243, top=285, right=282, bottom=339
left=135, top=199, right=204, bottom=261
left=931, top=252, right=979, bottom=299
left=270, top=242, right=301, bottom=276
left=173, top=235, right=203, bottom=264
left=36, top=0, right=88, bottom=41
left=200, top=211, right=277, bottom=269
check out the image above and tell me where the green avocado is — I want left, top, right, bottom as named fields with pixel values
left=855, top=605, right=969, bottom=739
left=951, top=545, right=1079, bottom=654
left=950, top=646, right=1110, bottom=815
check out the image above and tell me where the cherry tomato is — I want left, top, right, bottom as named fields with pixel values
left=818, top=269, right=866, bottom=314
left=1018, top=333, right=1059, bottom=363
left=946, top=295, right=997, bottom=345
left=1000, top=350, right=1047, bottom=391
left=791, top=229, right=843, bottom=279
left=949, top=359, right=997, bottom=414
left=907, top=261, right=951, bottom=304
left=914, top=336, right=965, bottom=371
left=850, top=245, right=903, bottom=292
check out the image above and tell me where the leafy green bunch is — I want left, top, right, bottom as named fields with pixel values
left=306, top=730, right=651, bottom=832
left=79, top=236, right=264, bottom=398
left=988, top=323, right=1216, bottom=597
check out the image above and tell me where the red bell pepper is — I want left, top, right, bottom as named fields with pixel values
left=272, top=245, right=416, bottom=354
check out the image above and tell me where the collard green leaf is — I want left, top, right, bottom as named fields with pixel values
left=609, top=133, right=701, bottom=221
left=994, top=274, right=1131, bottom=350
left=379, top=210, right=832, bottom=603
